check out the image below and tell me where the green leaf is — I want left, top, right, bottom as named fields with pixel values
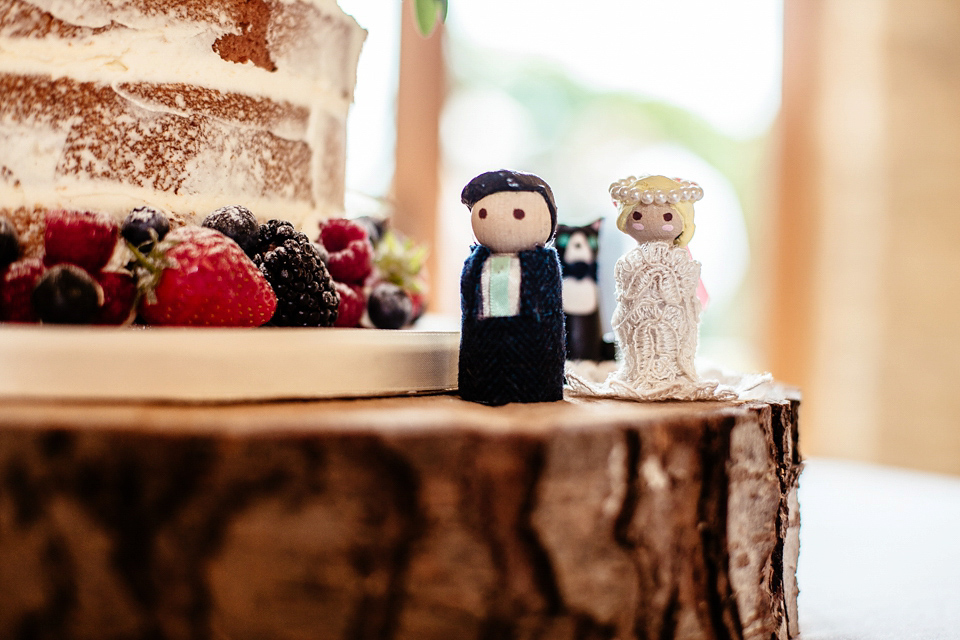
left=414, top=0, right=446, bottom=37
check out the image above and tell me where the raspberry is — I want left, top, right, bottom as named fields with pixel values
left=253, top=220, right=339, bottom=327
left=409, top=289, right=426, bottom=322
left=317, top=218, right=373, bottom=284
left=44, top=210, right=119, bottom=273
left=333, top=281, right=364, bottom=327
left=0, top=258, right=46, bottom=322
left=96, top=270, right=138, bottom=325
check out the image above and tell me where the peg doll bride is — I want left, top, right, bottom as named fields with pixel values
left=567, top=174, right=728, bottom=400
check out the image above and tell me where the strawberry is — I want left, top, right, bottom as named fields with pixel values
left=96, top=270, right=138, bottom=325
left=44, top=210, right=119, bottom=273
left=333, top=281, right=364, bottom=327
left=138, top=226, right=277, bottom=327
left=317, top=218, right=373, bottom=284
left=0, top=258, right=46, bottom=322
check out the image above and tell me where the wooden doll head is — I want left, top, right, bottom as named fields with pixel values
left=610, top=175, right=702, bottom=248
left=461, top=170, right=557, bottom=253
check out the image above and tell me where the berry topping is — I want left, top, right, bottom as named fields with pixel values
left=367, top=282, right=414, bottom=330
left=202, top=205, right=260, bottom=257
left=353, top=215, right=387, bottom=246
left=44, top=209, right=119, bottom=273
left=121, top=206, right=170, bottom=254
left=374, top=229, right=428, bottom=295
left=32, top=264, right=102, bottom=325
left=138, top=226, right=277, bottom=327
left=317, top=218, right=373, bottom=284
left=0, top=258, right=45, bottom=323
left=253, top=220, right=339, bottom=327
left=333, top=281, right=364, bottom=328
left=0, top=217, right=20, bottom=269
left=95, top=270, right=138, bottom=325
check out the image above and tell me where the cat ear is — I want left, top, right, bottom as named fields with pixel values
left=590, top=218, right=603, bottom=232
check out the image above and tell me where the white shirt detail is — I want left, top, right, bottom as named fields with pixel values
left=479, top=253, right=522, bottom=318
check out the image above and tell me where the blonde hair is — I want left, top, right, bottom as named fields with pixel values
left=612, top=175, right=698, bottom=247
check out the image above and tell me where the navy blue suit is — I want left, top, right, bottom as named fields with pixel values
left=459, top=244, right=566, bottom=405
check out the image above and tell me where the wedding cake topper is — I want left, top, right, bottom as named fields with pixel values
left=458, top=170, right=566, bottom=405
left=567, top=174, right=729, bottom=401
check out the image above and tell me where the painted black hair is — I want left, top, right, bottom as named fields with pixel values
left=461, top=170, right=558, bottom=239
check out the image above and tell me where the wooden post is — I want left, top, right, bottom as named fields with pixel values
left=392, top=1, right=445, bottom=312
left=769, top=0, right=822, bottom=394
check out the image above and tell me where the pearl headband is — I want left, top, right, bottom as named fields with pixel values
left=609, top=175, right=704, bottom=206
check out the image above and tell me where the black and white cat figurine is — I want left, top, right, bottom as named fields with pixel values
left=555, top=219, right=607, bottom=361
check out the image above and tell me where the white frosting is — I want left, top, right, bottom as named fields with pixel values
left=0, top=181, right=342, bottom=223
left=0, top=24, right=355, bottom=111
left=27, top=0, right=352, bottom=30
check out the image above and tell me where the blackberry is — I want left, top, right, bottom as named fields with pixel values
left=253, top=220, right=340, bottom=327
left=121, top=206, right=170, bottom=253
left=0, top=217, right=20, bottom=269
left=202, top=205, right=259, bottom=257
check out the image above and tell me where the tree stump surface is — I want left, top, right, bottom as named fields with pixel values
left=0, top=392, right=801, bottom=640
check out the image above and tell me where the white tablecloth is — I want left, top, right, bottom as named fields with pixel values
left=798, top=458, right=960, bottom=639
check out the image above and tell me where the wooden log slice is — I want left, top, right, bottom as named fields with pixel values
left=0, top=393, right=801, bottom=640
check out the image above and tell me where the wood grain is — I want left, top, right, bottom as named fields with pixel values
left=0, top=394, right=801, bottom=639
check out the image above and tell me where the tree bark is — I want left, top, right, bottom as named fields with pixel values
left=0, top=393, right=801, bottom=640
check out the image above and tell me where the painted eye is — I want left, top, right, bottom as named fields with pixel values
left=632, top=211, right=642, bottom=220
left=663, top=212, right=673, bottom=221
left=513, top=209, right=525, bottom=220
left=478, top=208, right=487, bottom=219
left=556, top=234, right=569, bottom=248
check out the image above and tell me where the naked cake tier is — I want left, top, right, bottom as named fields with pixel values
left=0, top=0, right=365, bottom=233
left=0, top=392, right=801, bottom=640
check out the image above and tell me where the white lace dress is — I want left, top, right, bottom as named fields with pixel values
left=567, top=242, right=730, bottom=401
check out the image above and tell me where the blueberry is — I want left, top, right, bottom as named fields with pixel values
left=32, top=264, right=101, bottom=324
left=367, top=282, right=413, bottom=330
left=0, top=217, right=19, bottom=269
left=353, top=215, right=387, bottom=245
left=121, top=206, right=170, bottom=253
left=202, top=205, right=260, bottom=257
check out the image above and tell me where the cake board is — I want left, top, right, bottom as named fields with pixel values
left=0, top=325, right=459, bottom=402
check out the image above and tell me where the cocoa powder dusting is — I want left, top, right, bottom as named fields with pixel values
left=0, top=73, right=317, bottom=205
left=115, top=82, right=308, bottom=137
left=0, top=0, right=120, bottom=39
left=0, top=206, right=46, bottom=258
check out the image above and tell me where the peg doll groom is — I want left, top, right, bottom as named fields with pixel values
left=458, top=169, right=566, bottom=405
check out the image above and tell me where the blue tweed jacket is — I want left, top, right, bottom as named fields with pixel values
left=459, top=244, right=566, bottom=405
